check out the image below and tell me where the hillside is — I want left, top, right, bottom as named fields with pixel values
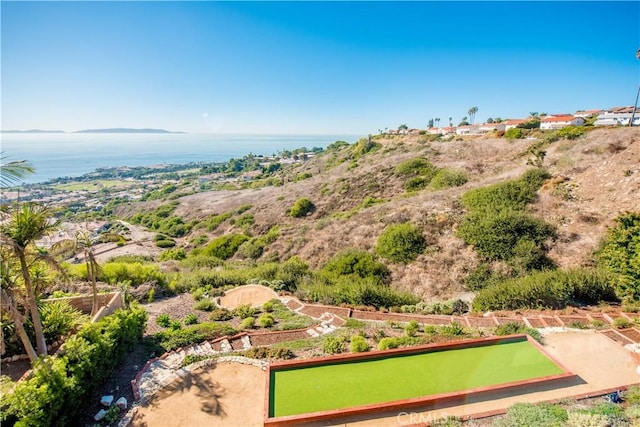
left=116, top=127, right=640, bottom=302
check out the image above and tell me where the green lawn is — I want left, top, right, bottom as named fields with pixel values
left=270, top=340, right=563, bottom=417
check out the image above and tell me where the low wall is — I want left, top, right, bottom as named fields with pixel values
left=264, top=334, right=577, bottom=427
left=2, top=292, right=124, bottom=366
left=44, top=292, right=123, bottom=318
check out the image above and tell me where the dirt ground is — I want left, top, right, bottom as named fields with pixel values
left=218, top=285, right=277, bottom=310
left=125, top=331, right=640, bottom=427
left=131, top=362, right=265, bottom=427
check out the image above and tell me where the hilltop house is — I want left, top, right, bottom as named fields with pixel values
left=478, top=122, right=506, bottom=134
left=503, top=119, right=528, bottom=130
left=594, top=106, right=640, bottom=126
left=428, top=126, right=456, bottom=135
left=456, top=125, right=480, bottom=135
left=574, top=109, right=603, bottom=118
left=540, top=116, right=585, bottom=130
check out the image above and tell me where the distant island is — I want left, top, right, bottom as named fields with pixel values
left=73, top=128, right=184, bottom=134
left=1, top=129, right=65, bottom=133
left=2, top=128, right=184, bottom=134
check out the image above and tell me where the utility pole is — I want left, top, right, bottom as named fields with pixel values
left=629, top=48, right=640, bottom=127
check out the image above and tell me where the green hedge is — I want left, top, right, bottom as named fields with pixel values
left=376, top=223, right=426, bottom=264
left=472, top=268, right=618, bottom=311
left=1, top=306, right=147, bottom=426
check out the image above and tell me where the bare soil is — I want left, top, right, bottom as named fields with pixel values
left=218, top=284, right=278, bottom=310
left=131, top=362, right=265, bottom=427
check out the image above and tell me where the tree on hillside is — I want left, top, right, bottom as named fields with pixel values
left=0, top=153, right=34, bottom=188
left=0, top=202, right=61, bottom=357
left=487, top=118, right=494, bottom=124
left=398, top=124, right=408, bottom=132
left=428, top=119, right=434, bottom=128
left=468, top=106, right=479, bottom=125
left=54, top=230, right=111, bottom=316
left=459, top=116, right=469, bottom=126
left=435, top=118, right=440, bottom=127
left=448, top=116, right=453, bottom=127
left=596, top=212, right=640, bottom=300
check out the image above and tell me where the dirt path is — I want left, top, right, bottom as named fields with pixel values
left=131, top=362, right=265, bottom=427
left=218, top=285, right=277, bottom=310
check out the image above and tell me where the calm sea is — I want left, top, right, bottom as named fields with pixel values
left=1, top=133, right=360, bottom=184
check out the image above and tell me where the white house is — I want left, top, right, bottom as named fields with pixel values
left=455, top=125, right=481, bottom=135
left=574, top=109, right=602, bottom=118
left=540, top=116, right=585, bottom=130
left=594, top=106, right=640, bottom=126
left=503, top=119, right=528, bottom=130
left=478, top=123, right=506, bottom=134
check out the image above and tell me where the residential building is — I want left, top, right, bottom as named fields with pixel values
left=478, top=123, right=506, bottom=134
left=503, top=119, right=528, bottom=130
left=455, top=125, right=481, bottom=135
left=574, top=109, right=603, bottom=118
left=594, top=106, right=640, bottom=126
left=540, top=116, right=585, bottom=130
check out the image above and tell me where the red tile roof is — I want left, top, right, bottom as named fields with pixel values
left=542, top=116, right=577, bottom=122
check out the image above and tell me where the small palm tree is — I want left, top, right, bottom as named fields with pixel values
left=54, top=230, right=104, bottom=316
left=0, top=202, right=60, bottom=356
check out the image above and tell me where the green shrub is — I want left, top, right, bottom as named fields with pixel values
left=321, top=249, right=390, bottom=284
left=556, top=126, right=586, bottom=140
left=298, top=278, right=419, bottom=309
left=376, top=223, right=426, bottom=263
left=244, top=346, right=295, bottom=360
left=39, top=300, right=87, bottom=342
left=168, top=319, right=182, bottom=330
left=202, top=234, right=250, bottom=260
left=457, top=211, right=555, bottom=262
left=349, top=335, right=370, bottom=353
left=494, top=402, right=567, bottom=427
left=262, top=301, right=275, bottom=312
left=209, top=308, right=233, bottom=321
left=395, top=157, right=437, bottom=177
left=258, top=313, right=275, bottom=328
left=439, top=322, right=465, bottom=336
left=156, top=238, right=177, bottom=248
left=376, top=336, right=422, bottom=350
left=158, top=247, right=186, bottom=261
left=494, top=321, right=542, bottom=343
left=97, top=262, right=167, bottom=287
left=595, top=211, right=640, bottom=300
left=289, top=197, right=315, bottom=218
left=153, top=322, right=236, bottom=352
left=156, top=313, right=171, bottom=327
left=504, top=128, right=524, bottom=140
left=193, top=298, right=216, bottom=312
left=180, top=255, right=224, bottom=269
left=295, top=172, right=312, bottom=181
left=323, top=335, right=347, bottom=354
left=0, top=307, right=147, bottom=426
left=431, top=169, right=468, bottom=189
left=184, top=313, right=199, bottom=325
left=464, top=263, right=508, bottom=291
left=613, top=317, right=632, bottom=329
left=240, top=317, right=255, bottom=330
left=404, top=320, right=420, bottom=337
left=404, top=176, right=430, bottom=192
left=233, top=304, right=258, bottom=319
left=473, top=268, right=618, bottom=311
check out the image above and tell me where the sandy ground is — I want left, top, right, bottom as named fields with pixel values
left=126, top=331, right=640, bottom=427
left=131, top=362, right=265, bottom=427
left=218, top=285, right=278, bottom=310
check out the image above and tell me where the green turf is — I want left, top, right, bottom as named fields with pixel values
left=270, top=339, right=564, bottom=417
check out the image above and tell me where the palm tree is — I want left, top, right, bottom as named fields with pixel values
left=468, top=106, right=479, bottom=125
left=449, top=117, right=453, bottom=127
left=0, top=153, right=35, bottom=188
left=1, top=248, right=38, bottom=361
left=0, top=202, right=60, bottom=356
left=54, top=230, right=103, bottom=316
left=435, top=118, right=441, bottom=127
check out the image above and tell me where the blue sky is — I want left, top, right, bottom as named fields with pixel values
left=2, top=1, right=639, bottom=134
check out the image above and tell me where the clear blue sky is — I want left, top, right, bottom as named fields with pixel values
left=2, top=1, right=639, bottom=134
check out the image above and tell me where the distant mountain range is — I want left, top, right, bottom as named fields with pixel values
left=2, top=128, right=184, bottom=134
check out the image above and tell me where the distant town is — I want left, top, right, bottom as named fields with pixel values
left=385, top=105, right=639, bottom=136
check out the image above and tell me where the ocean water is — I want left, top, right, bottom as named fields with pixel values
left=1, top=133, right=360, bottom=184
